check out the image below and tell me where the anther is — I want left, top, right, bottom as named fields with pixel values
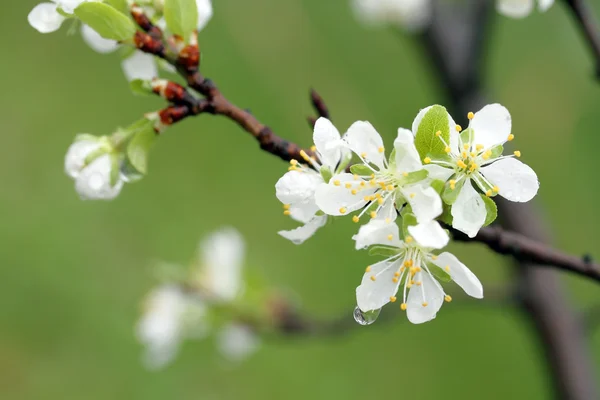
left=290, top=159, right=298, bottom=166
left=394, top=272, right=400, bottom=277
left=514, top=150, right=521, bottom=157
left=334, top=180, right=341, bottom=186
left=507, top=134, right=514, bottom=141
left=387, top=234, right=393, bottom=241
left=353, top=174, right=358, bottom=180
left=390, top=296, right=397, bottom=303
left=444, top=265, right=450, bottom=272
left=405, top=236, right=413, bottom=243
left=345, top=183, right=352, bottom=189
left=378, top=146, right=385, bottom=153
left=416, top=281, right=422, bottom=286
left=444, top=295, right=452, bottom=303
left=364, top=195, right=372, bottom=202
left=424, top=157, right=431, bottom=164
left=467, top=112, right=474, bottom=120
left=300, top=150, right=310, bottom=161
left=486, top=190, right=492, bottom=197
left=378, top=198, right=384, bottom=205
left=351, top=189, right=358, bottom=195
left=493, top=185, right=499, bottom=193
left=385, top=218, right=391, bottom=224
left=392, top=277, right=398, bottom=283
left=435, top=130, right=441, bottom=137
left=400, top=303, right=407, bottom=311
left=457, top=160, right=467, bottom=169
left=476, top=144, right=484, bottom=151
left=370, top=275, right=376, bottom=281
left=370, top=211, right=377, bottom=219
left=361, top=152, right=367, bottom=158
left=353, top=215, right=360, bottom=223
left=444, top=146, right=451, bottom=153
left=386, top=185, right=394, bottom=191
left=360, top=181, right=366, bottom=187
left=431, top=255, right=438, bottom=260
left=283, top=210, right=291, bottom=216
left=455, top=125, right=462, bottom=132
left=339, top=207, right=347, bottom=214
left=470, top=152, right=476, bottom=157
left=409, top=193, right=416, bottom=198
left=283, top=204, right=291, bottom=210
left=402, top=171, right=409, bottom=177
left=365, top=265, right=371, bottom=272
left=310, top=145, right=316, bottom=152
left=422, top=302, right=428, bottom=307
left=463, top=144, right=469, bottom=151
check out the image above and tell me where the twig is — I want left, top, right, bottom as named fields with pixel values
left=421, top=1, right=597, bottom=399
left=307, top=88, right=330, bottom=128
left=563, top=0, right=600, bottom=78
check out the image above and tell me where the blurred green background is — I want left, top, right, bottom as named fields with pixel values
left=1, top=1, right=599, bottom=399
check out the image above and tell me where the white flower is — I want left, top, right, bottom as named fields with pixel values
left=315, top=121, right=442, bottom=225
left=216, top=323, right=259, bottom=362
left=195, top=0, right=214, bottom=31
left=354, top=219, right=483, bottom=324
left=194, top=227, right=245, bottom=302
left=351, top=0, right=432, bottom=31
left=64, top=137, right=124, bottom=200
left=497, top=0, right=554, bottom=18
left=419, top=104, right=539, bottom=237
left=136, top=285, right=206, bottom=369
left=275, top=118, right=349, bottom=244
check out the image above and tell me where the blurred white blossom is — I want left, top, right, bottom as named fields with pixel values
left=496, top=0, right=554, bottom=18
left=351, top=0, right=432, bottom=31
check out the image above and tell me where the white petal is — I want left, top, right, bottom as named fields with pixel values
left=471, top=104, right=512, bottom=149
left=196, top=0, right=214, bottom=30
left=313, top=117, right=343, bottom=169
left=75, top=154, right=123, bottom=200
left=353, top=219, right=402, bottom=249
left=412, top=105, right=458, bottom=153
left=199, top=227, right=245, bottom=301
left=423, top=164, right=454, bottom=183
left=55, top=0, right=87, bottom=14
left=351, top=0, right=432, bottom=31
left=431, top=252, right=483, bottom=298
left=497, top=0, right=535, bottom=18
left=394, top=128, right=423, bottom=172
left=451, top=179, right=486, bottom=238
left=356, top=259, right=402, bottom=312
left=401, top=184, right=442, bottom=223
left=538, top=0, right=554, bottom=12
left=64, top=139, right=102, bottom=178
left=279, top=215, right=327, bottom=245
left=288, top=200, right=320, bottom=224
left=314, top=173, right=376, bottom=216
left=28, top=3, right=65, bottom=33
left=275, top=170, right=321, bottom=204
left=344, top=121, right=386, bottom=169
left=81, top=24, right=119, bottom=53
left=121, top=51, right=158, bottom=81
left=408, top=220, right=449, bottom=249
left=480, top=158, right=539, bottom=202
left=406, top=271, right=444, bottom=324
left=217, top=323, right=259, bottom=362
left=375, top=194, right=398, bottom=222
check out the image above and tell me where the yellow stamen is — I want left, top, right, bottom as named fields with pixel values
left=361, top=152, right=367, bottom=158
left=392, top=277, right=398, bottom=283
left=435, top=130, right=441, bottom=137
left=283, top=210, right=291, bottom=216
left=351, top=189, right=358, bottom=195
left=364, top=195, right=372, bottom=202
left=353, top=215, right=360, bottom=223
left=444, top=295, right=452, bottom=303
left=444, top=146, right=451, bottom=153
left=370, top=211, right=377, bottom=219
left=476, top=144, right=484, bottom=151
left=353, top=174, right=359, bottom=180
left=422, top=302, right=428, bottom=307
left=290, top=159, right=298, bottom=166
left=514, top=150, right=521, bottom=157
left=360, top=181, right=366, bottom=187
left=333, top=180, right=341, bottom=186
left=300, top=150, right=310, bottom=161
left=455, top=124, right=462, bottom=132
left=378, top=146, right=385, bottom=153
left=365, top=265, right=371, bottom=272
left=444, top=265, right=450, bottom=272
left=409, top=193, right=416, bottom=199
left=345, top=183, right=352, bottom=189
left=390, top=296, right=397, bottom=303
left=402, top=171, right=409, bottom=177
left=400, top=303, right=407, bottom=311
left=370, top=275, right=376, bottom=281
left=387, top=234, right=393, bottom=241
left=463, top=144, right=469, bottom=151
left=424, top=157, right=431, bottom=164
left=386, top=185, right=394, bottom=191
left=457, top=160, right=467, bottom=169
left=283, top=204, right=290, bottom=210
left=339, top=207, right=347, bottom=214
left=405, top=236, right=413, bottom=243
left=485, top=190, right=492, bottom=197
left=493, top=185, right=499, bottom=193
left=377, top=198, right=384, bottom=205
left=467, top=112, right=474, bottom=120
left=394, top=272, right=400, bottom=277
left=385, top=218, right=391, bottom=224
left=470, top=152, right=476, bottom=157
left=416, top=281, right=422, bottom=286
left=310, top=145, right=316, bottom=152
left=507, top=134, right=514, bottom=141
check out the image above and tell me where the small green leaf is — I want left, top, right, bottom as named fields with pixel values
left=336, top=152, right=353, bottom=174
left=319, top=165, right=333, bottom=183
left=430, top=179, right=445, bottom=194
left=350, top=164, right=372, bottom=176
left=83, top=147, right=106, bottom=166
left=130, top=79, right=154, bottom=96
left=110, top=154, right=120, bottom=187
left=401, top=169, right=428, bottom=185
left=127, top=125, right=157, bottom=174
left=489, top=145, right=503, bottom=159
left=75, top=2, right=136, bottom=41
left=104, top=0, right=129, bottom=14
left=426, top=262, right=452, bottom=283
left=401, top=212, right=418, bottom=239
left=438, top=204, right=453, bottom=225
left=164, top=0, right=198, bottom=40
left=414, top=105, right=451, bottom=161
left=387, top=148, right=397, bottom=170
left=442, top=178, right=466, bottom=205
left=368, top=246, right=401, bottom=258
left=460, top=127, right=473, bottom=146
left=481, top=194, right=498, bottom=227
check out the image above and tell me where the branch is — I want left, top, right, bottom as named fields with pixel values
left=563, top=0, right=600, bottom=78
left=307, top=88, right=331, bottom=128
left=450, top=225, right=600, bottom=283
left=421, top=1, right=597, bottom=398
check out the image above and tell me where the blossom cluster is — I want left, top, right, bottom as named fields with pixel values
left=137, top=228, right=259, bottom=369
left=275, top=104, right=539, bottom=324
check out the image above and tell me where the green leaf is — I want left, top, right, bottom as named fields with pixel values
left=442, top=177, right=466, bottom=205
left=127, top=125, right=157, bottom=174
left=104, top=0, right=129, bottom=14
left=401, top=212, right=418, bottom=239
left=387, top=148, right=397, bottom=170
left=336, top=152, right=353, bottom=174
left=164, top=0, right=198, bottom=40
left=350, top=164, right=372, bottom=176
left=368, top=246, right=401, bottom=258
left=74, top=2, right=136, bottom=41
left=110, top=154, right=120, bottom=187
left=414, top=105, right=451, bottom=161
left=489, top=144, right=503, bottom=159
left=319, top=165, right=333, bottom=183
left=430, top=179, right=445, bottom=194
left=426, top=262, right=452, bottom=283
left=481, top=194, right=498, bottom=227
left=130, top=79, right=154, bottom=96
left=401, top=169, right=428, bottom=185
left=438, top=204, right=453, bottom=225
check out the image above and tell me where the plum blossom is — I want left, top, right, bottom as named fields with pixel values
left=418, top=104, right=539, bottom=237
left=315, top=121, right=442, bottom=225
left=64, top=136, right=124, bottom=200
left=275, top=117, right=350, bottom=244
left=354, top=219, right=483, bottom=324
left=351, top=0, right=432, bottom=31
left=497, top=0, right=554, bottom=18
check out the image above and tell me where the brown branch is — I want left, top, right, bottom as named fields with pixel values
left=421, top=1, right=597, bottom=399
left=449, top=225, right=600, bottom=283
left=307, top=89, right=331, bottom=128
left=563, top=0, right=600, bottom=78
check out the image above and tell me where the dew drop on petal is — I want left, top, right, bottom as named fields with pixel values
left=353, top=306, right=380, bottom=326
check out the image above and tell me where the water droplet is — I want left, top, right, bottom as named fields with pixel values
left=120, top=161, right=144, bottom=183
left=353, top=306, right=381, bottom=325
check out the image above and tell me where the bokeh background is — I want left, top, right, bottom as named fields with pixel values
left=1, top=1, right=599, bottom=399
